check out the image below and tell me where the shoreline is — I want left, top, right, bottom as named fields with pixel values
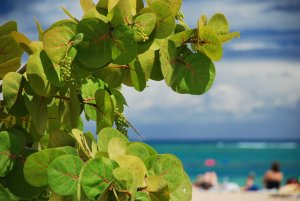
left=192, top=187, right=300, bottom=201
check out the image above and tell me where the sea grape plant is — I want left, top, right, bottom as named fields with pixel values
left=0, top=0, right=239, bottom=200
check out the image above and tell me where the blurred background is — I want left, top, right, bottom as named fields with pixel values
left=1, top=0, right=299, bottom=187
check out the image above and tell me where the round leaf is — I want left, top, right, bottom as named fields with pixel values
left=133, top=13, right=157, bottom=42
left=126, top=142, right=151, bottom=162
left=170, top=172, right=192, bottom=201
left=23, top=148, right=66, bottom=187
left=198, top=26, right=223, bottom=61
left=114, top=155, right=147, bottom=187
left=108, top=137, right=128, bottom=160
left=80, top=157, right=118, bottom=199
left=150, top=1, right=175, bottom=39
left=48, top=155, right=84, bottom=196
left=135, top=191, right=151, bottom=201
left=0, top=130, right=22, bottom=177
left=159, top=39, right=177, bottom=86
left=113, top=167, right=136, bottom=195
left=145, top=154, right=184, bottom=192
left=208, top=13, right=229, bottom=35
left=147, top=0, right=182, bottom=17
left=97, top=128, right=128, bottom=152
left=172, top=53, right=216, bottom=95
left=2, top=72, right=27, bottom=116
left=43, top=26, right=75, bottom=64
left=77, top=18, right=112, bottom=68
left=6, top=151, right=46, bottom=199
left=93, top=64, right=126, bottom=88
left=128, top=59, right=146, bottom=91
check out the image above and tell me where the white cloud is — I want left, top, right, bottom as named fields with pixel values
left=123, top=60, right=300, bottom=123
left=228, top=42, right=280, bottom=51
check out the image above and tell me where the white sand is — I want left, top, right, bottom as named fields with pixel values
left=192, top=187, right=299, bottom=201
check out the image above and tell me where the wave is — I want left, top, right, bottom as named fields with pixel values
left=235, top=142, right=298, bottom=149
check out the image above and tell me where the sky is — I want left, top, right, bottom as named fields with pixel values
left=0, top=0, right=300, bottom=140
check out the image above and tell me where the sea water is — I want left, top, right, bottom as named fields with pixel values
left=147, top=140, right=300, bottom=187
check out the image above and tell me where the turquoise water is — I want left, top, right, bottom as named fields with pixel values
left=147, top=141, right=300, bottom=187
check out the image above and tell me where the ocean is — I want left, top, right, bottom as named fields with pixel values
left=147, top=140, right=300, bottom=187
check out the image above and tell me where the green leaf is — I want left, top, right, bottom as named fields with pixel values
left=128, top=59, right=147, bottom=91
left=126, top=142, right=151, bottom=162
left=43, top=26, right=76, bottom=64
left=97, top=128, right=128, bottom=152
left=0, top=35, right=23, bottom=65
left=150, top=1, right=175, bottom=39
left=138, top=50, right=155, bottom=80
left=147, top=0, right=182, bottom=17
left=112, top=25, right=137, bottom=65
left=0, top=184, right=12, bottom=201
left=48, top=130, right=75, bottom=148
left=81, top=78, right=104, bottom=121
left=93, top=64, right=126, bottom=88
left=69, top=85, right=82, bottom=128
left=171, top=52, right=216, bottom=95
left=108, top=137, right=128, bottom=160
left=0, top=130, right=22, bottom=177
left=95, top=89, right=115, bottom=133
left=145, top=175, right=168, bottom=192
left=23, top=148, right=66, bottom=187
left=208, top=13, right=229, bottom=35
left=83, top=7, right=110, bottom=23
left=133, top=13, right=156, bottom=42
left=2, top=72, right=27, bottom=116
left=129, top=0, right=144, bottom=15
left=170, top=29, right=195, bottom=47
left=149, top=50, right=164, bottom=81
left=219, top=32, right=240, bottom=43
left=0, top=21, right=17, bottom=37
left=159, top=39, right=177, bottom=86
left=80, top=157, right=118, bottom=200
left=10, top=31, right=32, bottom=54
left=170, top=172, right=192, bottom=201
left=110, top=0, right=133, bottom=27
left=6, top=151, right=46, bottom=199
left=198, top=26, right=223, bottom=61
left=135, top=191, right=151, bottom=201
left=0, top=57, right=21, bottom=80
left=145, top=154, right=184, bottom=192
left=26, top=52, right=57, bottom=97
left=71, top=129, right=93, bottom=158
left=77, top=18, right=112, bottom=68
left=113, top=167, right=136, bottom=195
left=80, top=0, right=96, bottom=13
left=48, top=155, right=84, bottom=196
left=24, top=95, right=48, bottom=135
left=108, top=0, right=120, bottom=12
left=114, top=155, right=147, bottom=187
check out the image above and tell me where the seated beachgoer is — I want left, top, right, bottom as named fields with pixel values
left=243, top=172, right=260, bottom=191
left=263, top=161, right=283, bottom=190
left=194, top=171, right=218, bottom=190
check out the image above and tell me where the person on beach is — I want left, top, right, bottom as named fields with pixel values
left=243, top=172, right=260, bottom=191
left=194, top=171, right=218, bottom=190
left=263, top=161, right=283, bottom=189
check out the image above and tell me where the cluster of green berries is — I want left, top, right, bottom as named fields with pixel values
left=115, top=113, right=129, bottom=137
left=60, top=56, right=72, bottom=82
left=176, top=10, right=185, bottom=21
left=133, top=23, right=149, bottom=42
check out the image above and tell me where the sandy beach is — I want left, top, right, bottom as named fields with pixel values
left=192, top=187, right=299, bottom=201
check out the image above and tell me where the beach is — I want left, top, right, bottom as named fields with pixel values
left=192, top=187, right=299, bottom=201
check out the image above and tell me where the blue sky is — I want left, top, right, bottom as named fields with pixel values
left=1, top=0, right=299, bottom=140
